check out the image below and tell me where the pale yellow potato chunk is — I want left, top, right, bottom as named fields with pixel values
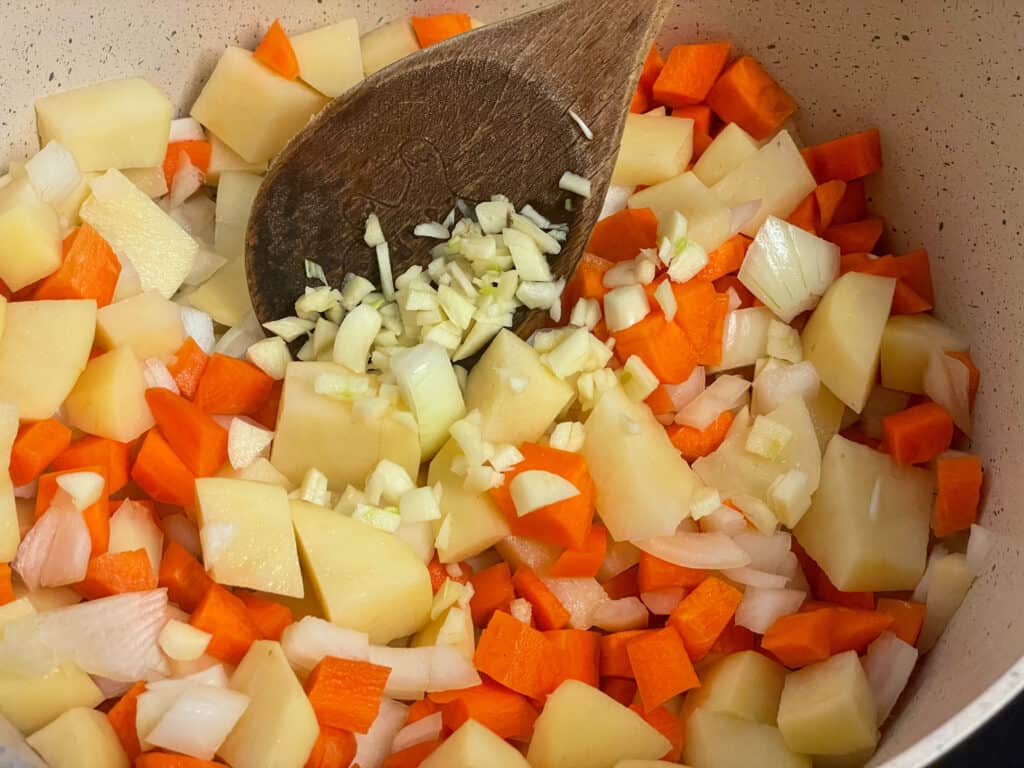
left=683, top=651, right=786, bottom=725
left=421, top=719, right=530, bottom=768
left=121, top=166, right=167, bottom=198
left=205, top=134, right=268, bottom=186
left=628, top=172, right=732, bottom=252
left=291, top=500, right=432, bottom=643
left=0, top=178, right=61, bottom=291
left=777, top=651, right=879, bottom=756
left=692, top=122, right=760, bottom=187
left=528, top=680, right=671, bottom=768
left=806, top=384, right=845, bottom=452
left=27, top=707, right=128, bottom=768
left=219, top=456, right=293, bottom=489
left=214, top=170, right=263, bottom=262
left=191, top=48, right=328, bottom=164
left=0, top=662, right=102, bottom=734
left=35, top=78, right=172, bottom=172
left=0, top=402, right=18, bottom=561
left=612, top=113, right=694, bottom=186
left=685, top=708, right=811, bottom=768
left=270, top=361, right=419, bottom=488
left=292, top=19, right=364, bottom=97
left=795, top=435, right=933, bottom=591
left=0, top=299, right=95, bottom=420
left=195, top=478, right=303, bottom=598
left=584, top=386, right=698, bottom=540
left=96, top=290, right=185, bottom=361
left=919, top=552, right=975, bottom=653
left=184, top=256, right=253, bottom=328
left=428, top=438, right=510, bottom=563
left=614, top=762, right=687, bottom=768
left=464, top=330, right=574, bottom=445
left=802, top=272, right=896, bottom=413
left=879, top=314, right=969, bottom=394
left=63, top=346, right=154, bottom=442
left=218, top=641, right=319, bottom=768
left=361, top=18, right=420, bottom=75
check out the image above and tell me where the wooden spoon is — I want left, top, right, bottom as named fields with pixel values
left=246, top=0, right=672, bottom=338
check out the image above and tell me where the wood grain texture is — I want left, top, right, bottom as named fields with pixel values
left=246, top=0, right=671, bottom=334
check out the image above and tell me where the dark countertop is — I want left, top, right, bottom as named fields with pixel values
left=932, top=692, right=1022, bottom=767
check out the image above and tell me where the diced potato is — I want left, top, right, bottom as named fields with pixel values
left=214, top=171, right=263, bottom=262
left=0, top=402, right=17, bottom=561
left=361, top=19, right=420, bottom=75
left=15, top=584, right=83, bottom=612
left=0, top=299, right=96, bottom=420
left=191, top=48, right=328, bottom=164
left=421, top=719, right=530, bottom=768
left=0, top=178, right=62, bottom=290
left=427, top=438, right=510, bottom=563
left=55, top=172, right=98, bottom=231
left=612, top=114, right=694, bottom=187
left=683, top=651, right=786, bottom=725
left=712, top=131, right=816, bottom=236
left=919, top=552, right=975, bottom=653
left=614, top=762, right=683, bottom=768
left=794, top=435, right=933, bottom=591
left=184, top=256, right=253, bottom=328
left=802, top=272, right=896, bottom=413
left=584, top=386, right=699, bottom=540
left=464, top=330, right=574, bottom=444
left=206, top=134, right=267, bottom=186
left=26, top=707, right=128, bottom=768
left=291, top=500, right=432, bottom=643
left=628, top=172, right=732, bottom=252
left=528, top=680, right=671, bottom=768
left=81, top=169, right=199, bottom=299
left=195, top=478, right=303, bottom=598
left=35, top=78, right=172, bottom=172
left=292, top=19, right=364, bottom=97
left=218, top=640, right=319, bottom=768
left=685, top=708, right=811, bottom=768
left=777, top=651, right=878, bottom=756
left=0, top=597, right=36, bottom=631
left=63, top=346, right=154, bottom=442
left=219, top=456, right=293, bottom=489
left=0, top=662, right=103, bottom=734
left=879, top=314, right=969, bottom=394
left=96, top=290, right=185, bottom=361
left=494, top=534, right=560, bottom=575
left=809, top=750, right=877, bottom=768
left=693, top=122, right=760, bottom=187
left=271, top=362, right=420, bottom=488
left=805, top=384, right=845, bottom=452
left=121, top=166, right=168, bottom=198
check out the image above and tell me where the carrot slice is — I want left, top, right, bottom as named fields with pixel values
left=638, top=552, right=706, bottom=594
left=822, top=217, right=885, bottom=254
left=653, top=42, right=732, bottom=107
left=411, top=13, right=472, bottom=47
left=667, top=411, right=734, bottom=463
left=827, top=607, right=894, bottom=654
left=468, top=562, right=515, bottom=627
left=305, top=656, right=391, bottom=733
left=933, top=454, right=983, bottom=538
left=440, top=679, right=538, bottom=741
left=706, top=56, right=797, bottom=140
left=814, top=180, right=848, bottom=231
left=946, top=350, right=980, bottom=409
left=627, top=626, right=700, bottom=711
left=714, top=275, right=755, bottom=308
left=131, top=429, right=196, bottom=508
left=0, top=563, right=14, bottom=606
left=545, top=629, right=600, bottom=687
left=194, top=353, right=276, bottom=415
left=253, top=19, right=300, bottom=79
left=107, top=681, right=146, bottom=760
left=34, top=224, right=121, bottom=307
left=513, top=566, right=570, bottom=630
left=162, top=140, right=213, bottom=187
left=563, top=252, right=614, bottom=312
left=613, top=313, right=699, bottom=385
left=631, top=702, right=684, bottom=762
left=52, top=435, right=130, bottom=495
left=792, top=542, right=874, bottom=610
left=382, top=740, right=443, bottom=768
left=190, top=584, right=262, bottom=665
left=587, top=208, right=659, bottom=263
left=9, top=418, right=72, bottom=486
left=135, top=752, right=223, bottom=768
left=428, top=554, right=470, bottom=594
left=167, top=337, right=209, bottom=400
left=36, top=466, right=109, bottom=556
left=876, top=598, right=927, bottom=646
left=145, top=388, right=228, bottom=476
left=406, top=698, right=440, bottom=723
left=761, top=609, right=833, bottom=668
left=882, top=402, right=954, bottom=465
left=786, top=192, right=818, bottom=234
left=667, top=576, right=743, bottom=661
left=709, top=622, right=755, bottom=656
left=801, top=128, right=883, bottom=183
left=549, top=524, right=607, bottom=578
left=831, top=178, right=867, bottom=224
left=696, top=234, right=751, bottom=282
left=601, top=565, right=640, bottom=600
left=237, top=590, right=294, bottom=641
left=73, top=548, right=156, bottom=600
left=602, top=677, right=638, bottom=706
left=599, top=629, right=652, bottom=679
left=304, top=727, right=357, bottom=768
left=474, top=611, right=559, bottom=699
left=159, top=540, right=214, bottom=612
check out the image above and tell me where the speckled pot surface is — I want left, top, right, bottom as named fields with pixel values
left=2, top=1, right=1022, bottom=765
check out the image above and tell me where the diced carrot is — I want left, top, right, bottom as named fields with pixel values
left=698, top=292, right=730, bottom=367
left=632, top=703, right=683, bottom=762
left=162, top=140, right=213, bottom=187
left=653, top=42, right=732, bottom=107
left=52, top=435, right=131, bottom=495
left=714, top=274, right=755, bottom=308
left=35, top=466, right=109, bottom=556
left=786, top=192, right=818, bottom=234
left=876, top=598, right=927, bottom=646
left=489, top=443, right=594, bottom=550
left=253, top=19, right=300, bottom=79
left=304, top=726, right=357, bottom=768
left=630, top=87, right=651, bottom=114
left=251, top=378, right=284, bottom=430
left=305, top=656, right=390, bottom=734
left=891, top=249, right=935, bottom=307
left=440, top=679, right=538, bottom=741
left=827, top=607, right=894, bottom=654
left=107, top=681, right=146, bottom=760
left=382, top=740, right=442, bottom=768
left=411, top=13, right=471, bottom=47
left=513, top=566, right=570, bottom=630
left=706, top=56, right=797, bottom=140
left=237, top=590, right=294, bottom=640
left=145, top=388, right=228, bottom=476
left=645, top=385, right=676, bottom=416
left=882, top=402, right=954, bottom=465
left=474, top=610, right=559, bottom=699
left=801, top=128, right=883, bottom=183
left=831, top=178, right=867, bottom=225
left=842, top=249, right=935, bottom=315
left=599, top=629, right=652, bottom=679
left=613, top=313, right=699, bottom=385
left=131, top=429, right=196, bottom=508
left=135, top=753, right=223, bottom=768
left=667, top=410, right=734, bottom=462
left=638, top=552, right=706, bottom=594
left=627, top=626, right=700, bottom=711
left=549, top=524, right=606, bottom=578
left=602, top=677, right=638, bottom=706
left=159, top=540, right=214, bottom=612
left=427, top=554, right=470, bottom=594
left=0, top=563, right=13, bottom=606
left=602, top=565, right=640, bottom=600
left=638, top=44, right=666, bottom=105
left=34, top=224, right=121, bottom=307
left=709, top=622, right=755, bottom=655
left=587, top=208, right=659, bottom=263
left=761, top=609, right=833, bottom=668
left=822, top=217, right=885, bottom=254
left=73, top=549, right=156, bottom=600
left=671, top=279, right=726, bottom=361
left=933, top=454, right=983, bottom=538
left=468, top=562, right=515, bottom=627
left=563, top=252, right=614, bottom=312
left=194, top=353, right=276, bottom=415
left=545, top=629, right=600, bottom=687
left=673, top=104, right=712, bottom=137
left=792, top=542, right=874, bottom=610
left=814, top=180, right=848, bottom=231
left=691, top=127, right=713, bottom=160
left=946, top=350, right=980, bottom=409
left=406, top=698, right=440, bottom=724
left=9, top=418, right=72, bottom=486
left=667, top=576, right=743, bottom=661
left=167, top=338, right=209, bottom=400
left=190, top=584, right=262, bottom=665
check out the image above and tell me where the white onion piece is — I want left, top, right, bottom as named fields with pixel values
left=145, top=684, right=249, bottom=760
left=214, top=313, right=264, bottom=359
left=635, top=531, right=751, bottom=570
left=39, top=505, right=91, bottom=588
left=368, top=645, right=431, bottom=698
left=923, top=349, right=972, bottom=435
left=281, top=616, right=370, bottom=674
left=510, top=470, right=580, bottom=517
left=590, top=597, right=649, bottom=632
left=168, top=151, right=203, bottom=209
left=354, top=697, right=408, bottom=768
left=596, top=540, right=641, bottom=582
left=180, top=306, right=216, bottom=353
left=966, top=524, right=995, bottom=575
left=698, top=505, right=747, bottom=536
left=509, top=597, right=533, bottom=625
left=777, top=551, right=810, bottom=593
left=728, top=199, right=762, bottom=237
left=227, top=417, right=274, bottom=470
left=158, top=619, right=211, bottom=662
left=722, top=567, right=789, bottom=589
left=0, top=712, right=48, bottom=768
left=142, top=358, right=180, bottom=394
left=182, top=247, right=228, bottom=287
left=734, top=587, right=806, bottom=633
left=428, top=644, right=481, bottom=692
left=91, top=675, right=134, bottom=701
left=169, top=117, right=205, bottom=142
left=714, top=307, right=773, bottom=371
left=862, top=631, right=918, bottom=723
left=12, top=505, right=64, bottom=591
left=599, top=185, right=634, bottom=220
left=109, top=499, right=164, bottom=576
left=25, top=140, right=82, bottom=204
left=912, top=545, right=948, bottom=604
left=732, top=531, right=792, bottom=573
left=392, top=712, right=443, bottom=753
left=640, top=587, right=685, bottom=616
left=542, top=577, right=608, bottom=630
left=751, top=361, right=820, bottom=416
left=162, top=514, right=202, bottom=559
left=664, top=366, right=706, bottom=412
left=676, top=375, right=750, bottom=429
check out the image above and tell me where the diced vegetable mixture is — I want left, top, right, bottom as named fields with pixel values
left=0, top=10, right=990, bottom=768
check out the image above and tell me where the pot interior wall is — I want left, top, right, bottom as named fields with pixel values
left=3, top=1, right=1022, bottom=764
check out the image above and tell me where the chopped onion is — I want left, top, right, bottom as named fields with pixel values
left=509, top=470, right=580, bottom=517
left=509, top=597, right=533, bottom=624
left=354, top=697, right=408, bottom=768
left=723, top=566, right=789, bottom=589
left=923, top=349, right=972, bottom=435
left=734, top=587, right=806, bottom=633
left=558, top=171, right=591, bottom=198
left=368, top=645, right=432, bottom=698
left=281, top=616, right=370, bottom=674
left=227, top=417, right=274, bottom=470
left=180, top=306, right=216, bottom=353
left=39, top=504, right=91, bottom=587
left=663, top=366, right=706, bottom=413
left=600, top=185, right=634, bottom=220
left=364, top=213, right=386, bottom=247
left=109, top=499, right=164, bottom=575
left=142, top=358, right=180, bottom=394
left=732, top=531, right=792, bottom=573
left=714, top=306, right=773, bottom=371
left=427, top=644, right=481, bottom=691
left=604, top=284, right=650, bottom=332
left=162, top=514, right=201, bottom=559
left=158, top=619, right=212, bottom=662
left=676, top=375, right=750, bottom=429
left=863, top=631, right=918, bottom=723
left=169, top=117, right=205, bottom=142
left=215, top=313, right=264, bottom=358
left=568, top=110, right=594, bottom=140
left=91, top=675, right=134, bottom=701
left=912, top=544, right=948, bottom=603
left=596, top=540, right=641, bottom=582
left=728, top=199, right=762, bottom=237
left=621, top=355, right=659, bottom=402
left=635, top=531, right=751, bottom=570
left=547, top=422, right=585, bottom=454
left=751, top=360, right=820, bottom=415
left=399, top=486, right=442, bottom=523
left=391, top=342, right=466, bottom=459
left=25, top=140, right=82, bottom=204
left=333, top=304, right=382, bottom=374
left=245, top=337, right=291, bottom=381
left=966, top=524, right=995, bottom=575
left=413, top=222, right=451, bottom=240
left=698, top=504, right=748, bottom=535
left=392, top=712, right=443, bottom=753
left=641, top=587, right=685, bottom=615
left=542, top=577, right=608, bottom=630
left=590, top=597, right=649, bottom=632
left=145, top=683, right=250, bottom=760
left=168, top=150, right=204, bottom=209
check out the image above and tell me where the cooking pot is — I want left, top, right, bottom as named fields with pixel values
left=2, top=1, right=1020, bottom=764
